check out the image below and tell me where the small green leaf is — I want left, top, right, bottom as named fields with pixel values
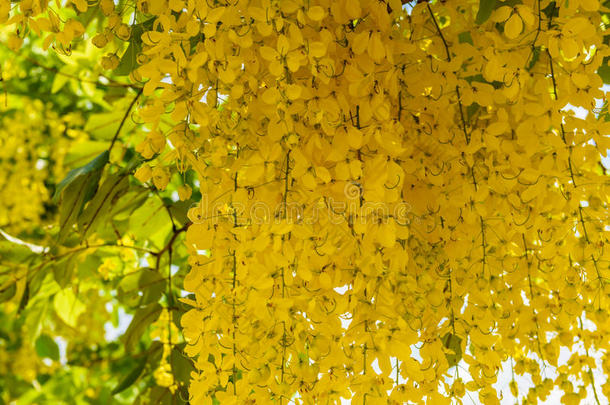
left=112, top=357, right=147, bottom=395
left=597, top=58, right=610, bottom=84
left=475, top=0, right=496, bottom=25
left=64, top=141, right=110, bottom=167
left=122, top=303, right=163, bottom=350
left=117, top=268, right=165, bottom=307
left=443, top=333, right=463, bottom=367
left=541, top=1, right=558, bottom=20
left=129, top=197, right=172, bottom=247
left=78, top=173, right=130, bottom=240
left=110, top=188, right=149, bottom=221
left=85, top=111, right=132, bottom=140
left=171, top=345, right=196, bottom=385
left=0, top=241, right=37, bottom=263
left=114, top=42, right=140, bottom=77
left=0, top=282, right=16, bottom=303
left=52, top=252, right=78, bottom=288
left=53, top=288, right=86, bottom=328
left=57, top=174, right=103, bottom=243
left=114, top=19, right=154, bottom=76
left=466, top=102, right=480, bottom=122
left=35, top=334, right=60, bottom=361
left=169, top=200, right=193, bottom=227
left=526, top=47, right=541, bottom=71
left=51, top=73, right=69, bottom=94
left=53, top=150, right=109, bottom=202
left=54, top=152, right=109, bottom=243
left=458, top=31, right=473, bottom=45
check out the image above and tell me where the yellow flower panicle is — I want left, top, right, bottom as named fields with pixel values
left=4, top=0, right=610, bottom=403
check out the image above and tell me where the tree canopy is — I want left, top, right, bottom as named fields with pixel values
left=0, top=0, right=609, bottom=404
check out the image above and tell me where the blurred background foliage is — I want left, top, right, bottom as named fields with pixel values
left=0, top=9, right=199, bottom=405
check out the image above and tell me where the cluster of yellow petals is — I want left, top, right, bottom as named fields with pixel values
left=3, top=0, right=610, bottom=403
left=0, top=99, right=81, bottom=232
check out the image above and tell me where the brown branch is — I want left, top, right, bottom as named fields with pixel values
left=426, top=3, right=451, bottom=62
left=154, top=223, right=190, bottom=259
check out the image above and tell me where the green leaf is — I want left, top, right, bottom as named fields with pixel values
left=54, top=152, right=109, bottom=243
left=145, top=387, right=173, bottom=405
left=443, top=333, right=463, bottom=367
left=57, top=174, right=101, bottom=243
left=117, top=268, right=165, bottom=307
left=170, top=345, right=196, bottom=385
left=168, top=200, right=192, bottom=227
left=114, top=42, right=140, bottom=77
left=76, top=253, right=102, bottom=280
left=103, top=86, right=128, bottom=104
left=80, top=79, right=96, bottom=98
left=18, top=282, right=29, bottom=313
left=52, top=252, right=78, bottom=288
left=35, top=334, right=60, bottom=361
left=111, top=357, right=147, bottom=395
left=53, top=288, right=87, bottom=328
left=53, top=150, right=109, bottom=202
left=597, top=58, right=610, bottom=84
left=85, top=111, right=134, bottom=141
left=78, top=173, right=130, bottom=240
left=466, top=102, right=480, bottom=122
left=64, top=141, right=110, bottom=167
left=475, top=0, right=496, bottom=24
left=129, top=197, right=172, bottom=247
left=51, top=73, right=69, bottom=94
left=85, top=111, right=120, bottom=141
left=526, top=47, right=541, bottom=71
left=23, top=292, right=52, bottom=340
left=0, top=240, right=37, bottom=263
left=541, top=1, right=558, bottom=20
left=458, top=31, right=473, bottom=45
left=110, top=188, right=149, bottom=221
left=122, top=303, right=163, bottom=350
left=114, top=19, right=154, bottom=76
left=0, top=282, right=16, bottom=303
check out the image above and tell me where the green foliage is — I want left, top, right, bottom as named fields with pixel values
left=0, top=29, right=195, bottom=405
left=115, top=18, right=155, bottom=76
left=35, top=334, right=60, bottom=361
left=598, top=58, right=610, bottom=83
left=112, top=357, right=148, bottom=395
left=475, top=0, right=497, bottom=24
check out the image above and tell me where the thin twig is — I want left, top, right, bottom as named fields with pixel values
left=426, top=3, right=470, bottom=144
left=109, top=87, right=144, bottom=152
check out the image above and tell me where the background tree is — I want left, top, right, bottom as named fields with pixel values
left=0, top=0, right=609, bottom=404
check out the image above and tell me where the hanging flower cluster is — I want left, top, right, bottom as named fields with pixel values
left=3, top=0, right=610, bottom=403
